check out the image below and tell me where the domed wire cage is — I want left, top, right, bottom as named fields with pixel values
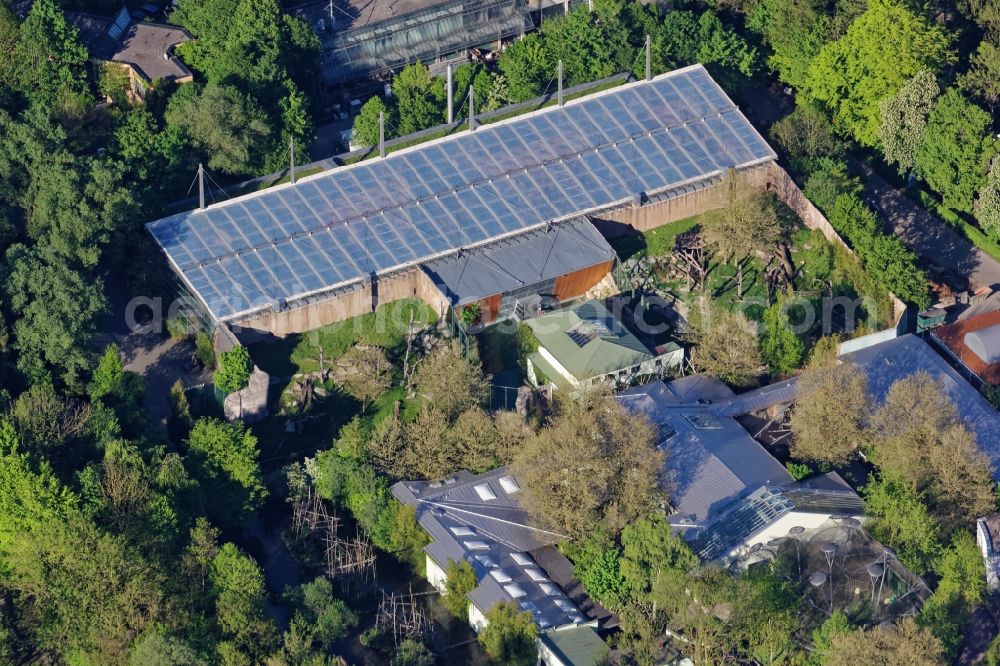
left=740, top=518, right=929, bottom=629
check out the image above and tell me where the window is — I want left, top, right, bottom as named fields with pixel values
left=511, top=552, right=533, bottom=566
left=490, top=569, right=513, bottom=583
left=504, top=583, right=527, bottom=598
left=464, top=540, right=491, bottom=550
left=524, top=568, right=548, bottom=582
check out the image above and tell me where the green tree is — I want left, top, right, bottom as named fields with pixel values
left=619, top=514, right=698, bottom=600
left=978, top=161, right=1000, bottom=240
left=961, top=40, right=1000, bottom=111
left=541, top=0, right=634, bottom=87
left=804, top=0, right=954, bottom=146
left=4, top=244, right=106, bottom=385
left=701, top=173, right=783, bottom=299
left=411, top=342, right=488, bottom=421
left=810, top=611, right=852, bottom=664
left=339, top=345, right=393, bottom=411
left=915, top=89, right=998, bottom=213
left=353, top=96, right=395, bottom=148
left=10, top=0, right=91, bottom=114
left=688, top=305, right=763, bottom=387
left=760, top=298, right=805, bottom=375
left=442, top=559, right=477, bottom=618
left=210, top=542, right=278, bottom=663
left=166, top=83, right=272, bottom=175
left=802, top=158, right=862, bottom=212
left=819, top=617, right=944, bottom=666
left=477, top=602, right=538, bottom=666
left=657, top=11, right=759, bottom=91
left=393, top=639, right=435, bottom=666
left=564, top=528, right=628, bottom=608
left=394, top=62, right=444, bottom=136
left=90, top=345, right=126, bottom=401
left=129, top=630, right=204, bottom=666
left=185, top=418, right=266, bottom=526
left=214, top=345, right=252, bottom=394
left=770, top=102, right=843, bottom=175
left=748, top=0, right=831, bottom=90
left=878, top=71, right=939, bottom=175
left=499, top=34, right=551, bottom=102
left=283, top=576, right=358, bottom=649
left=863, top=474, right=941, bottom=574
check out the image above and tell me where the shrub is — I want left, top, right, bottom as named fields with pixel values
left=214, top=346, right=253, bottom=394
left=195, top=332, right=216, bottom=369
left=460, top=302, right=482, bottom=327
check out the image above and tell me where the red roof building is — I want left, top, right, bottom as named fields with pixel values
left=930, top=311, right=1000, bottom=386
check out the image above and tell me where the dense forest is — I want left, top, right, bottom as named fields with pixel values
left=0, top=0, right=998, bottom=663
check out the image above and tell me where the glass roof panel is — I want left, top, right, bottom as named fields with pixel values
left=147, top=66, right=775, bottom=320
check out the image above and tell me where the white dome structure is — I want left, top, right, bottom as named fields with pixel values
left=965, top=324, right=1000, bottom=365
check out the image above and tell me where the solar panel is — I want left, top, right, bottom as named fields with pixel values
left=147, top=65, right=776, bottom=321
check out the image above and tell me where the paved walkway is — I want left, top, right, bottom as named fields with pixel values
left=94, top=278, right=212, bottom=427
left=738, top=84, right=1000, bottom=297
left=847, top=158, right=1000, bottom=293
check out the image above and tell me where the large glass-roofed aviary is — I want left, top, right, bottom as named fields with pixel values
left=146, top=65, right=776, bottom=322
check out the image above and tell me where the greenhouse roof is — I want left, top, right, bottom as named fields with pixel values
left=147, top=65, right=776, bottom=322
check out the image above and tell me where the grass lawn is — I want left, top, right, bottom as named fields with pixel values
left=247, top=298, right=438, bottom=376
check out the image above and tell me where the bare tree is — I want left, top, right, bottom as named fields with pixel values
left=338, top=345, right=393, bottom=412
left=789, top=362, right=870, bottom=465
left=511, top=389, right=664, bottom=538
left=687, top=304, right=763, bottom=388
left=701, top=171, right=783, bottom=299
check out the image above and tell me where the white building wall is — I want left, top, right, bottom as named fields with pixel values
left=722, top=511, right=867, bottom=565
left=537, top=346, right=582, bottom=387
left=976, top=519, right=1000, bottom=590
left=469, top=602, right=489, bottom=633
left=425, top=555, right=448, bottom=592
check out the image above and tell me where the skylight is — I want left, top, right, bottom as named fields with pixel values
left=498, top=475, right=520, bottom=494
left=474, top=554, right=498, bottom=568
left=490, top=569, right=513, bottom=583
left=524, top=568, right=548, bottom=582
left=474, top=483, right=497, bottom=501
left=510, top=552, right=533, bottom=566
left=464, top=540, right=491, bottom=550
left=504, top=584, right=527, bottom=598
left=450, top=526, right=475, bottom=536
left=540, top=583, right=560, bottom=595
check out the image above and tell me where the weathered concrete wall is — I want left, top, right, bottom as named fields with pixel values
left=224, top=366, right=270, bottom=423
left=235, top=268, right=450, bottom=338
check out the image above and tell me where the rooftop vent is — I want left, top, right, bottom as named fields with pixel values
left=524, top=568, right=548, bottom=582
left=474, top=554, right=498, bottom=568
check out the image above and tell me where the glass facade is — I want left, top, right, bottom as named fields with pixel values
left=319, top=0, right=531, bottom=85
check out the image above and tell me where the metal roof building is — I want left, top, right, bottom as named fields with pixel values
left=146, top=65, right=775, bottom=326
left=391, top=469, right=607, bottom=632
left=619, top=378, right=864, bottom=563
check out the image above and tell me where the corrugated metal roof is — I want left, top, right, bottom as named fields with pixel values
left=392, top=468, right=593, bottom=630
left=526, top=300, right=655, bottom=381
left=842, top=334, right=1000, bottom=479
left=147, top=64, right=775, bottom=321
left=421, top=216, right=614, bottom=306
left=618, top=380, right=792, bottom=523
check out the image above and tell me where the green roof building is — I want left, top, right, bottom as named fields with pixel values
left=525, top=300, right=682, bottom=391
left=538, top=625, right=611, bottom=666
